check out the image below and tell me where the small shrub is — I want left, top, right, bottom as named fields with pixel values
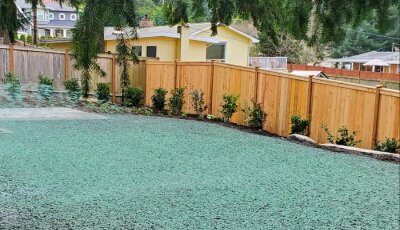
left=132, top=107, right=153, bottom=116
left=152, top=88, right=168, bottom=111
left=221, top=94, right=239, bottom=122
left=27, top=35, right=33, bottom=44
left=38, top=75, right=54, bottom=100
left=3, top=72, right=21, bottom=99
left=290, top=114, right=310, bottom=135
left=19, top=34, right=26, bottom=42
left=125, top=86, right=144, bottom=107
left=190, top=89, right=207, bottom=117
left=245, top=100, right=266, bottom=129
left=64, top=78, right=81, bottom=102
left=169, top=87, right=185, bottom=116
left=322, top=124, right=361, bottom=146
left=96, top=83, right=111, bottom=102
left=375, top=138, right=400, bottom=153
left=85, top=102, right=131, bottom=113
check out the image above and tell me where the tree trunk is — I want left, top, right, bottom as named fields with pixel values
left=33, top=7, right=38, bottom=46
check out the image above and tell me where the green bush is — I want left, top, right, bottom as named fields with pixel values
left=3, top=72, right=21, bottom=99
left=64, top=78, right=81, bottom=102
left=322, top=124, right=361, bottom=147
left=38, top=75, right=54, bottom=100
left=290, top=114, right=310, bottom=135
left=125, top=86, right=144, bottom=107
left=375, top=138, right=400, bottom=153
left=96, top=83, right=111, bottom=102
left=221, top=94, right=239, bottom=122
left=27, top=35, right=33, bottom=44
left=246, top=100, right=267, bottom=129
left=19, top=34, right=26, bottom=42
left=190, top=89, right=207, bottom=117
left=169, top=87, right=185, bottom=116
left=152, top=88, right=168, bottom=111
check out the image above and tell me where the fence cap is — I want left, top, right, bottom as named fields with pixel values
left=376, top=84, right=385, bottom=88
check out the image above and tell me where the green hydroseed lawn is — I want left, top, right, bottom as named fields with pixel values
left=0, top=115, right=399, bottom=229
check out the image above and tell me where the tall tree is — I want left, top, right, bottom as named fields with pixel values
left=164, top=0, right=394, bottom=45
left=24, top=0, right=43, bottom=46
left=71, top=0, right=138, bottom=97
left=0, top=0, right=23, bottom=44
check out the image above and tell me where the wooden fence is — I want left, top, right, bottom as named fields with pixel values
left=1, top=45, right=399, bottom=150
left=288, top=64, right=400, bottom=82
left=0, top=44, right=147, bottom=102
left=145, top=60, right=400, bottom=150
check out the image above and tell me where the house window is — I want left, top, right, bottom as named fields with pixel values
left=48, top=13, right=54, bottom=20
left=37, top=9, right=46, bottom=21
left=59, top=13, right=65, bottom=20
left=206, top=43, right=226, bottom=62
left=133, top=46, right=142, bottom=56
left=70, top=14, right=77, bottom=21
left=146, top=46, right=157, bottom=58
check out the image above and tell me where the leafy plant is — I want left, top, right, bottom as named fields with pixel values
left=221, top=94, right=239, bottom=122
left=38, top=75, right=54, bottom=100
left=125, top=86, right=144, bottom=107
left=84, top=102, right=131, bottom=113
left=96, top=83, right=111, bottom=102
left=245, top=100, right=266, bottom=129
left=322, top=124, right=361, bottom=146
left=290, top=114, right=310, bottom=135
left=190, top=89, right=207, bottom=117
left=64, top=78, right=81, bottom=102
left=27, top=35, right=33, bottom=44
left=375, top=138, right=400, bottom=153
left=3, top=72, right=21, bottom=99
left=169, top=87, right=185, bottom=116
left=132, top=107, right=153, bottom=116
left=152, top=88, right=168, bottom=111
left=19, top=34, right=26, bottom=42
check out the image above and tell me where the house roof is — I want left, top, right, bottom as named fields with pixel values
left=16, top=0, right=77, bottom=12
left=104, top=23, right=259, bottom=44
left=339, top=51, right=399, bottom=63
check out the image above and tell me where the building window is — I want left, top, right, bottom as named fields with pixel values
left=48, top=13, right=54, bottom=20
left=70, top=14, right=77, bottom=21
left=59, top=13, right=65, bottom=20
left=133, top=46, right=142, bottom=56
left=37, top=9, right=46, bottom=22
left=146, top=46, right=157, bottom=58
left=206, top=43, right=226, bottom=62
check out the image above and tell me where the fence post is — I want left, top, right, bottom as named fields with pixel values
left=254, top=67, right=259, bottom=101
left=306, top=75, right=314, bottom=135
left=209, top=60, right=215, bottom=114
left=64, top=49, right=69, bottom=81
left=174, top=59, right=178, bottom=89
left=371, top=85, right=384, bottom=149
left=111, top=53, right=116, bottom=103
left=9, top=44, right=14, bottom=73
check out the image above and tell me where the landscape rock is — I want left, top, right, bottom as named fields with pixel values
left=288, top=134, right=316, bottom=145
left=320, top=144, right=400, bottom=163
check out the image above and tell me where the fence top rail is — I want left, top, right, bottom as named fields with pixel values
left=313, top=77, right=377, bottom=93
left=214, top=62, right=256, bottom=72
left=380, top=88, right=400, bottom=97
left=176, top=62, right=212, bottom=66
left=0, top=45, right=66, bottom=55
left=258, top=69, right=309, bottom=82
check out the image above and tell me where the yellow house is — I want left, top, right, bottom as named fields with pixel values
left=46, top=22, right=259, bottom=67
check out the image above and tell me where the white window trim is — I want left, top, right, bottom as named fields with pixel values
left=59, top=13, right=65, bottom=20
left=70, top=14, right=77, bottom=21
left=48, top=13, right=54, bottom=20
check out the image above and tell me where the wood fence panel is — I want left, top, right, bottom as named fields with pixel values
left=309, top=79, right=376, bottom=148
left=176, top=62, right=212, bottom=114
left=376, top=90, right=400, bottom=144
left=212, top=63, right=256, bottom=125
left=258, top=71, right=308, bottom=136
left=144, top=61, right=175, bottom=106
left=114, top=60, right=146, bottom=95
left=13, top=49, right=65, bottom=90
left=0, top=48, right=10, bottom=78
